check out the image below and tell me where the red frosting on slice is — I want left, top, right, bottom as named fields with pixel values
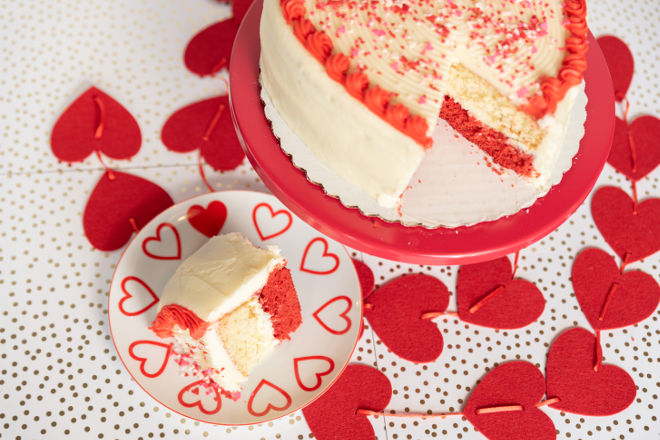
left=440, top=96, right=535, bottom=177
left=258, top=267, right=302, bottom=340
left=151, top=304, right=210, bottom=340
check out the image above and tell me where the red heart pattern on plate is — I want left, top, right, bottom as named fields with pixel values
left=572, top=248, right=659, bottom=330
left=118, top=276, right=159, bottom=317
left=294, top=356, right=335, bottom=392
left=252, top=202, right=293, bottom=240
left=364, top=274, right=449, bottom=363
left=51, top=86, right=141, bottom=163
left=607, top=115, right=660, bottom=181
left=161, top=95, right=245, bottom=171
left=303, top=364, right=391, bottom=440
left=247, top=379, right=292, bottom=417
left=546, top=327, right=636, bottom=416
left=312, top=296, right=353, bottom=335
left=178, top=380, right=222, bottom=415
left=463, top=361, right=555, bottom=440
left=596, top=35, right=634, bottom=101
left=128, top=340, right=172, bottom=378
left=83, top=170, right=174, bottom=251
left=591, top=186, right=660, bottom=263
left=300, top=238, right=340, bottom=275
left=187, top=200, right=228, bottom=237
left=456, top=256, right=545, bottom=329
left=142, top=222, right=181, bottom=260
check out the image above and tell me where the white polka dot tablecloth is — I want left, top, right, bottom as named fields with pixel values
left=1, top=1, right=658, bottom=439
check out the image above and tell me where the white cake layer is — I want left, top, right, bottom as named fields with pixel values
left=158, top=232, right=285, bottom=322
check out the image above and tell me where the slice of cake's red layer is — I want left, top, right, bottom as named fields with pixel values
left=150, top=232, right=302, bottom=397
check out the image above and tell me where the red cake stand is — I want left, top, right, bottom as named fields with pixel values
left=229, top=0, right=614, bottom=265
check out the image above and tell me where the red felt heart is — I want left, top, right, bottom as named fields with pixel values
left=184, top=20, right=239, bottom=76
left=247, top=379, right=292, bottom=417
left=364, top=274, right=449, bottom=363
left=597, top=35, right=634, bottom=101
left=161, top=95, right=245, bottom=171
left=142, top=222, right=181, bottom=260
left=128, top=340, right=172, bottom=378
left=119, top=276, right=159, bottom=317
left=187, top=200, right=228, bottom=237
left=178, top=380, right=222, bottom=415
left=312, top=296, right=353, bottom=335
left=546, top=327, right=636, bottom=415
left=457, top=257, right=544, bottom=329
left=463, top=361, right=555, bottom=440
left=607, top=115, right=660, bottom=181
left=591, top=186, right=660, bottom=263
left=303, top=364, right=391, bottom=440
left=300, top=238, right=340, bottom=275
left=572, top=248, right=660, bottom=330
left=252, top=202, right=292, bottom=240
left=51, top=86, right=141, bottom=162
left=351, top=259, right=375, bottom=299
left=83, top=170, right=174, bottom=251
left=294, top=356, right=335, bottom=392
left=232, top=0, right=256, bottom=24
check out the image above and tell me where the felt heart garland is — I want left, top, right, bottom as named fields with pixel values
left=302, top=364, right=391, bottom=440
left=83, top=170, right=174, bottom=251
left=161, top=95, right=245, bottom=172
left=607, top=115, right=660, bottom=181
left=591, top=186, right=660, bottom=263
left=463, top=361, right=556, bottom=440
left=596, top=35, right=634, bottom=102
left=51, top=86, right=141, bottom=162
left=351, top=258, right=375, bottom=299
left=363, top=273, right=450, bottom=363
left=546, top=327, right=636, bottom=416
left=456, top=256, right=545, bottom=329
left=572, top=248, right=660, bottom=331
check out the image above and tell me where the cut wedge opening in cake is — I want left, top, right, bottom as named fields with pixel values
left=259, top=0, right=588, bottom=210
left=150, top=232, right=302, bottom=398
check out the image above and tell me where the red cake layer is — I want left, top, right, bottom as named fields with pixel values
left=258, top=267, right=302, bottom=340
left=439, top=96, right=535, bottom=177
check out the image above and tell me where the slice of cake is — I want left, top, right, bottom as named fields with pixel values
left=150, top=232, right=302, bottom=397
left=259, top=0, right=588, bottom=208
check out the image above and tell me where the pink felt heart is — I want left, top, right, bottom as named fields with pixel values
left=128, top=340, right=172, bottom=378
left=178, top=380, right=222, bottom=415
left=294, top=356, right=335, bottom=392
left=591, top=186, right=660, bottom=263
left=607, top=115, right=660, bottom=181
left=351, top=259, right=375, bottom=299
left=364, top=274, right=449, bottom=363
left=597, top=35, right=634, bottom=101
left=118, top=276, right=159, bottom=317
left=51, top=86, right=141, bottom=163
left=247, top=379, right=292, bottom=417
left=457, top=257, right=545, bottom=329
left=572, top=248, right=659, bottom=330
left=161, top=95, right=245, bottom=171
left=184, top=20, right=239, bottom=76
left=464, top=361, right=555, bottom=440
left=83, top=170, right=174, bottom=251
left=546, top=327, right=636, bottom=415
left=303, top=364, right=391, bottom=440
left=187, top=200, right=228, bottom=237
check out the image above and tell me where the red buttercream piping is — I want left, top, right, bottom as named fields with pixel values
left=306, top=31, right=333, bottom=63
left=293, top=18, right=315, bottom=44
left=325, top=53, right=350, bottom=82
left=364, top=86, right=390, bottom=116
left=385, top=103, right=409, bottom=131
left=150, top=304, right=210, bottom=340
left=282, top=0, right=306, bottom=24
left=345, top=71, right=369, bottom=101
left=522, top=0, right=588, bottom=118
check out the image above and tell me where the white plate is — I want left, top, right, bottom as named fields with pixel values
left=109, top=190, right=362, bottom=425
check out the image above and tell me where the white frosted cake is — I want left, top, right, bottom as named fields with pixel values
left=151, top=232, right=302, bottom=397
left=259, top=0, right=588, bottom=208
